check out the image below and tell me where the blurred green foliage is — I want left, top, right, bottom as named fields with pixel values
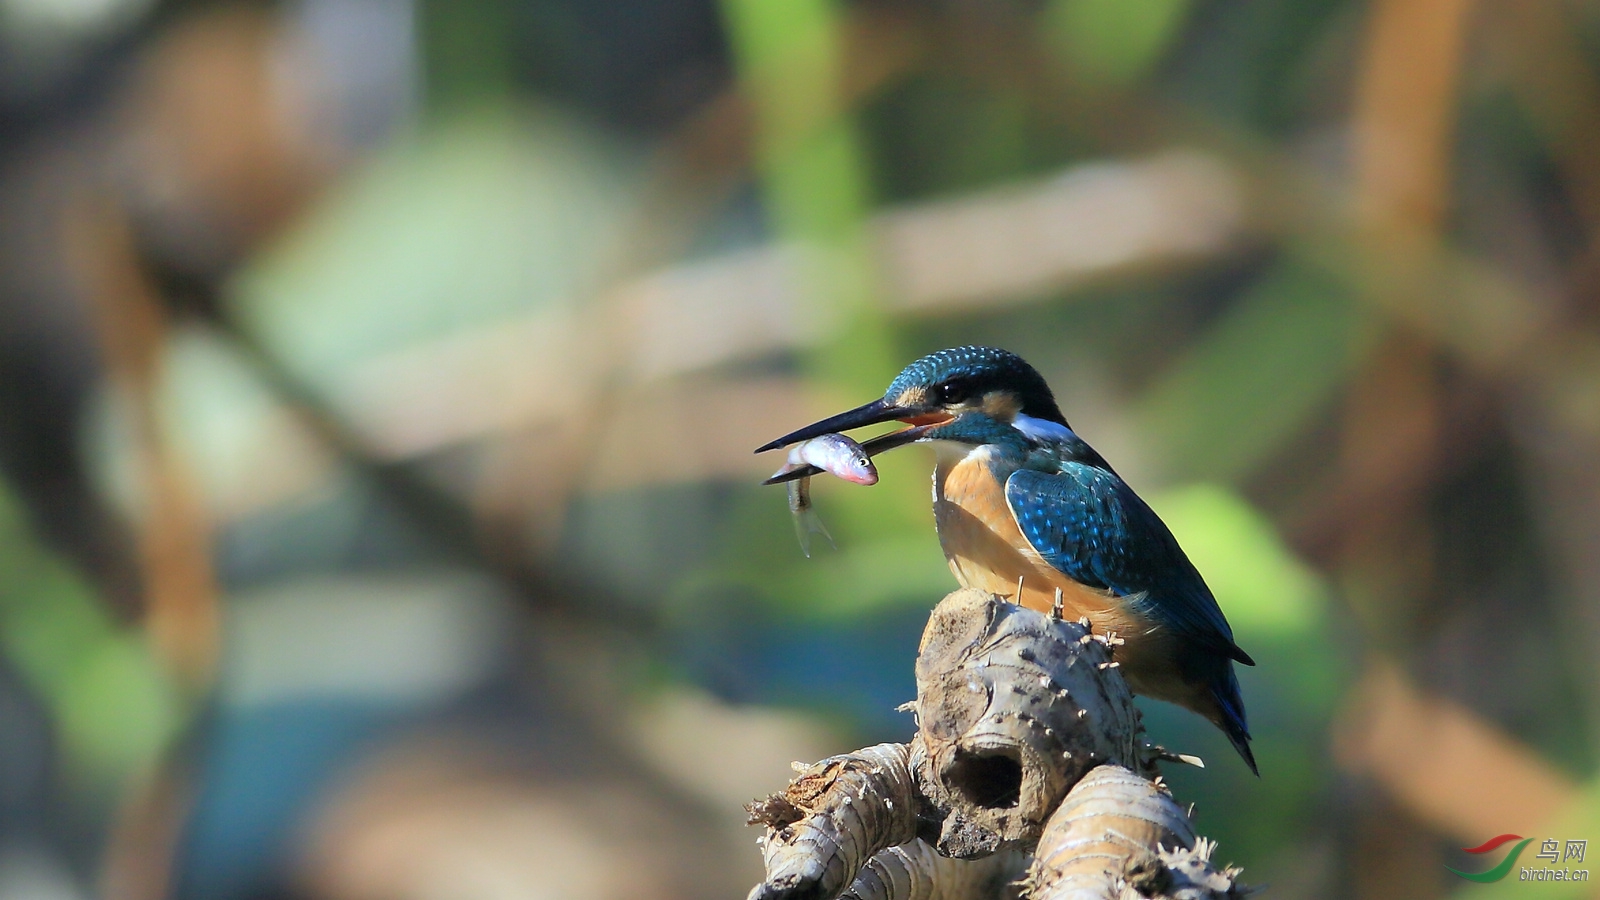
left=719, top=0, right=928, bottom=549
left=1149, top=483, right=1344, bottom=881
left=1152, top=482, right=1327, bottom=641
left=719, top=0, right=898, bottom=392
left=10, top=0, right=1584, bottom=892
left=1043, top=0, right=1192, bottom=87
left=233, top=106, right=637, bottom=389
left=1133, top=257, right=1377, bottom=483
left=0, top=484, right=179, bottom=795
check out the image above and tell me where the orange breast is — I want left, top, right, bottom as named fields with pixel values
left=932, top=450, right=1173, bottom=693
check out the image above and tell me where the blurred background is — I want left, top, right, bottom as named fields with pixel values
left=0, top=0, right=1596, bottom=897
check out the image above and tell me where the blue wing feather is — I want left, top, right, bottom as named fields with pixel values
left=1004, top=465, right=1251, bottom=664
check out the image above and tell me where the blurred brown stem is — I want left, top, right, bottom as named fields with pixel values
left=63, top=191, right=219, bottom=900
left=1333, top=659, right=1575, bottom=841
left=64, top=192, right=219, bottom=691
left=1343, top=0, right=1475, bottom=893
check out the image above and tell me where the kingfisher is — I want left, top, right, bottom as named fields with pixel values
left=757, top=346, right=1257, bottom=774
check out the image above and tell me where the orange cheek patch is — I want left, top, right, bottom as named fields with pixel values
left=980, top=391, right=1021, bottom=419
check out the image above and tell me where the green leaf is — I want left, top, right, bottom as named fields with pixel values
left=1133, top=258, right=1378, bottom=483
left=1147, top=482, right=1326, bottom=642
left=1043, top=0, right=1193, bottom=86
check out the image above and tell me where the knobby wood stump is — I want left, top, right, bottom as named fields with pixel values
left=745, top=588, right=1253, bottom=900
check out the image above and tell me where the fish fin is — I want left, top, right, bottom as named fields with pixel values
left=792, top=507, right=835, bottom=558
left=792, top=512, right=812, bottom=558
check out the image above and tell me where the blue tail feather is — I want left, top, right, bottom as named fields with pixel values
left=1212, top=667, right=1257, bottom=776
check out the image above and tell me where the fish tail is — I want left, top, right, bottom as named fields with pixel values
left=788, top=479, right=834, bottom=558
left=793, top=507, right=834, bottom=558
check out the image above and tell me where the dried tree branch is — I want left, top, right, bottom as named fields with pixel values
left=747, top=743, right=923, bottom=900
left=1025, top=764, right=1247, bottom=900
left=841, top=839, right=1023, bottom=900
left=745, top=589, right=1251, bottom=900
left=911, top=589, right=1144, bottom=859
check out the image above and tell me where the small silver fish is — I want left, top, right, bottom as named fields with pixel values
left=770, top=433, right=878, bottom=557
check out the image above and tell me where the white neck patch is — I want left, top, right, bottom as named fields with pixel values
left=1012, top=413, right=1077, bottom=444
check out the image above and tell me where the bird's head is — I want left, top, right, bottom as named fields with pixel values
left=756, top=347, right=1072, bottom=468
left=880, top=346, right=1067, bottom=429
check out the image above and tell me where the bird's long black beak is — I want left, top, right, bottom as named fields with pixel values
left=754, top=398, right=910, bottom=453
left=760, top=424, right=934, bottom=485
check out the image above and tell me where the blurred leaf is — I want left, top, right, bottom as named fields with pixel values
left=230, top=106, right=638, bottom=390
left=1140, top=483, right=1345, bottom=880
left=57, top=636, right=178, bottom=784
left=422, top=0, right=516, bottom=107
left=865, top=77, right=1043, bottom=202
left=0, top=484, right=181, bottom=790
left=1133, top=257, right=1378, bottom=483
left=780, top=536, right=952, bottom=618
left=1043, top=0, right=1192, bottom=87
left=719, top=0, right=899, bottom=392
left=717, top=535, right=952, bottom=623
left=1148, top=482, right=1326, bottom=642
left=720, top=0, right=917, bottom=541
left=1160, top=0, right=1348, bottom=130
left=1146, top=481, right=1346, bottom=760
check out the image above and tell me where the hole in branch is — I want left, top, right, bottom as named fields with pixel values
left=947, top=748, right=1022, bottom=809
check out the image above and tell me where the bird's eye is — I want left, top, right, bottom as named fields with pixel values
left=936, top=379, right=971, bottom=404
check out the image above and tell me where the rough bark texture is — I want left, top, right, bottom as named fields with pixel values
left=744, top=590, right=1251, bottom=900
left=1023, top=764, right=1248, bottom=899
left=912, top=589, right=1144, bottom=859
left=747, top=743, right=922, bottom=900
left=840, top=840, right=1024, bottom=900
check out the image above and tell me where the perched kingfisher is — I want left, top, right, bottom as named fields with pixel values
left=757, top=346, right=1257, bottom=773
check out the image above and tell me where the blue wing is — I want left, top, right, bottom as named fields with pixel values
left=1005, top=464, right=1252, bottom=665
